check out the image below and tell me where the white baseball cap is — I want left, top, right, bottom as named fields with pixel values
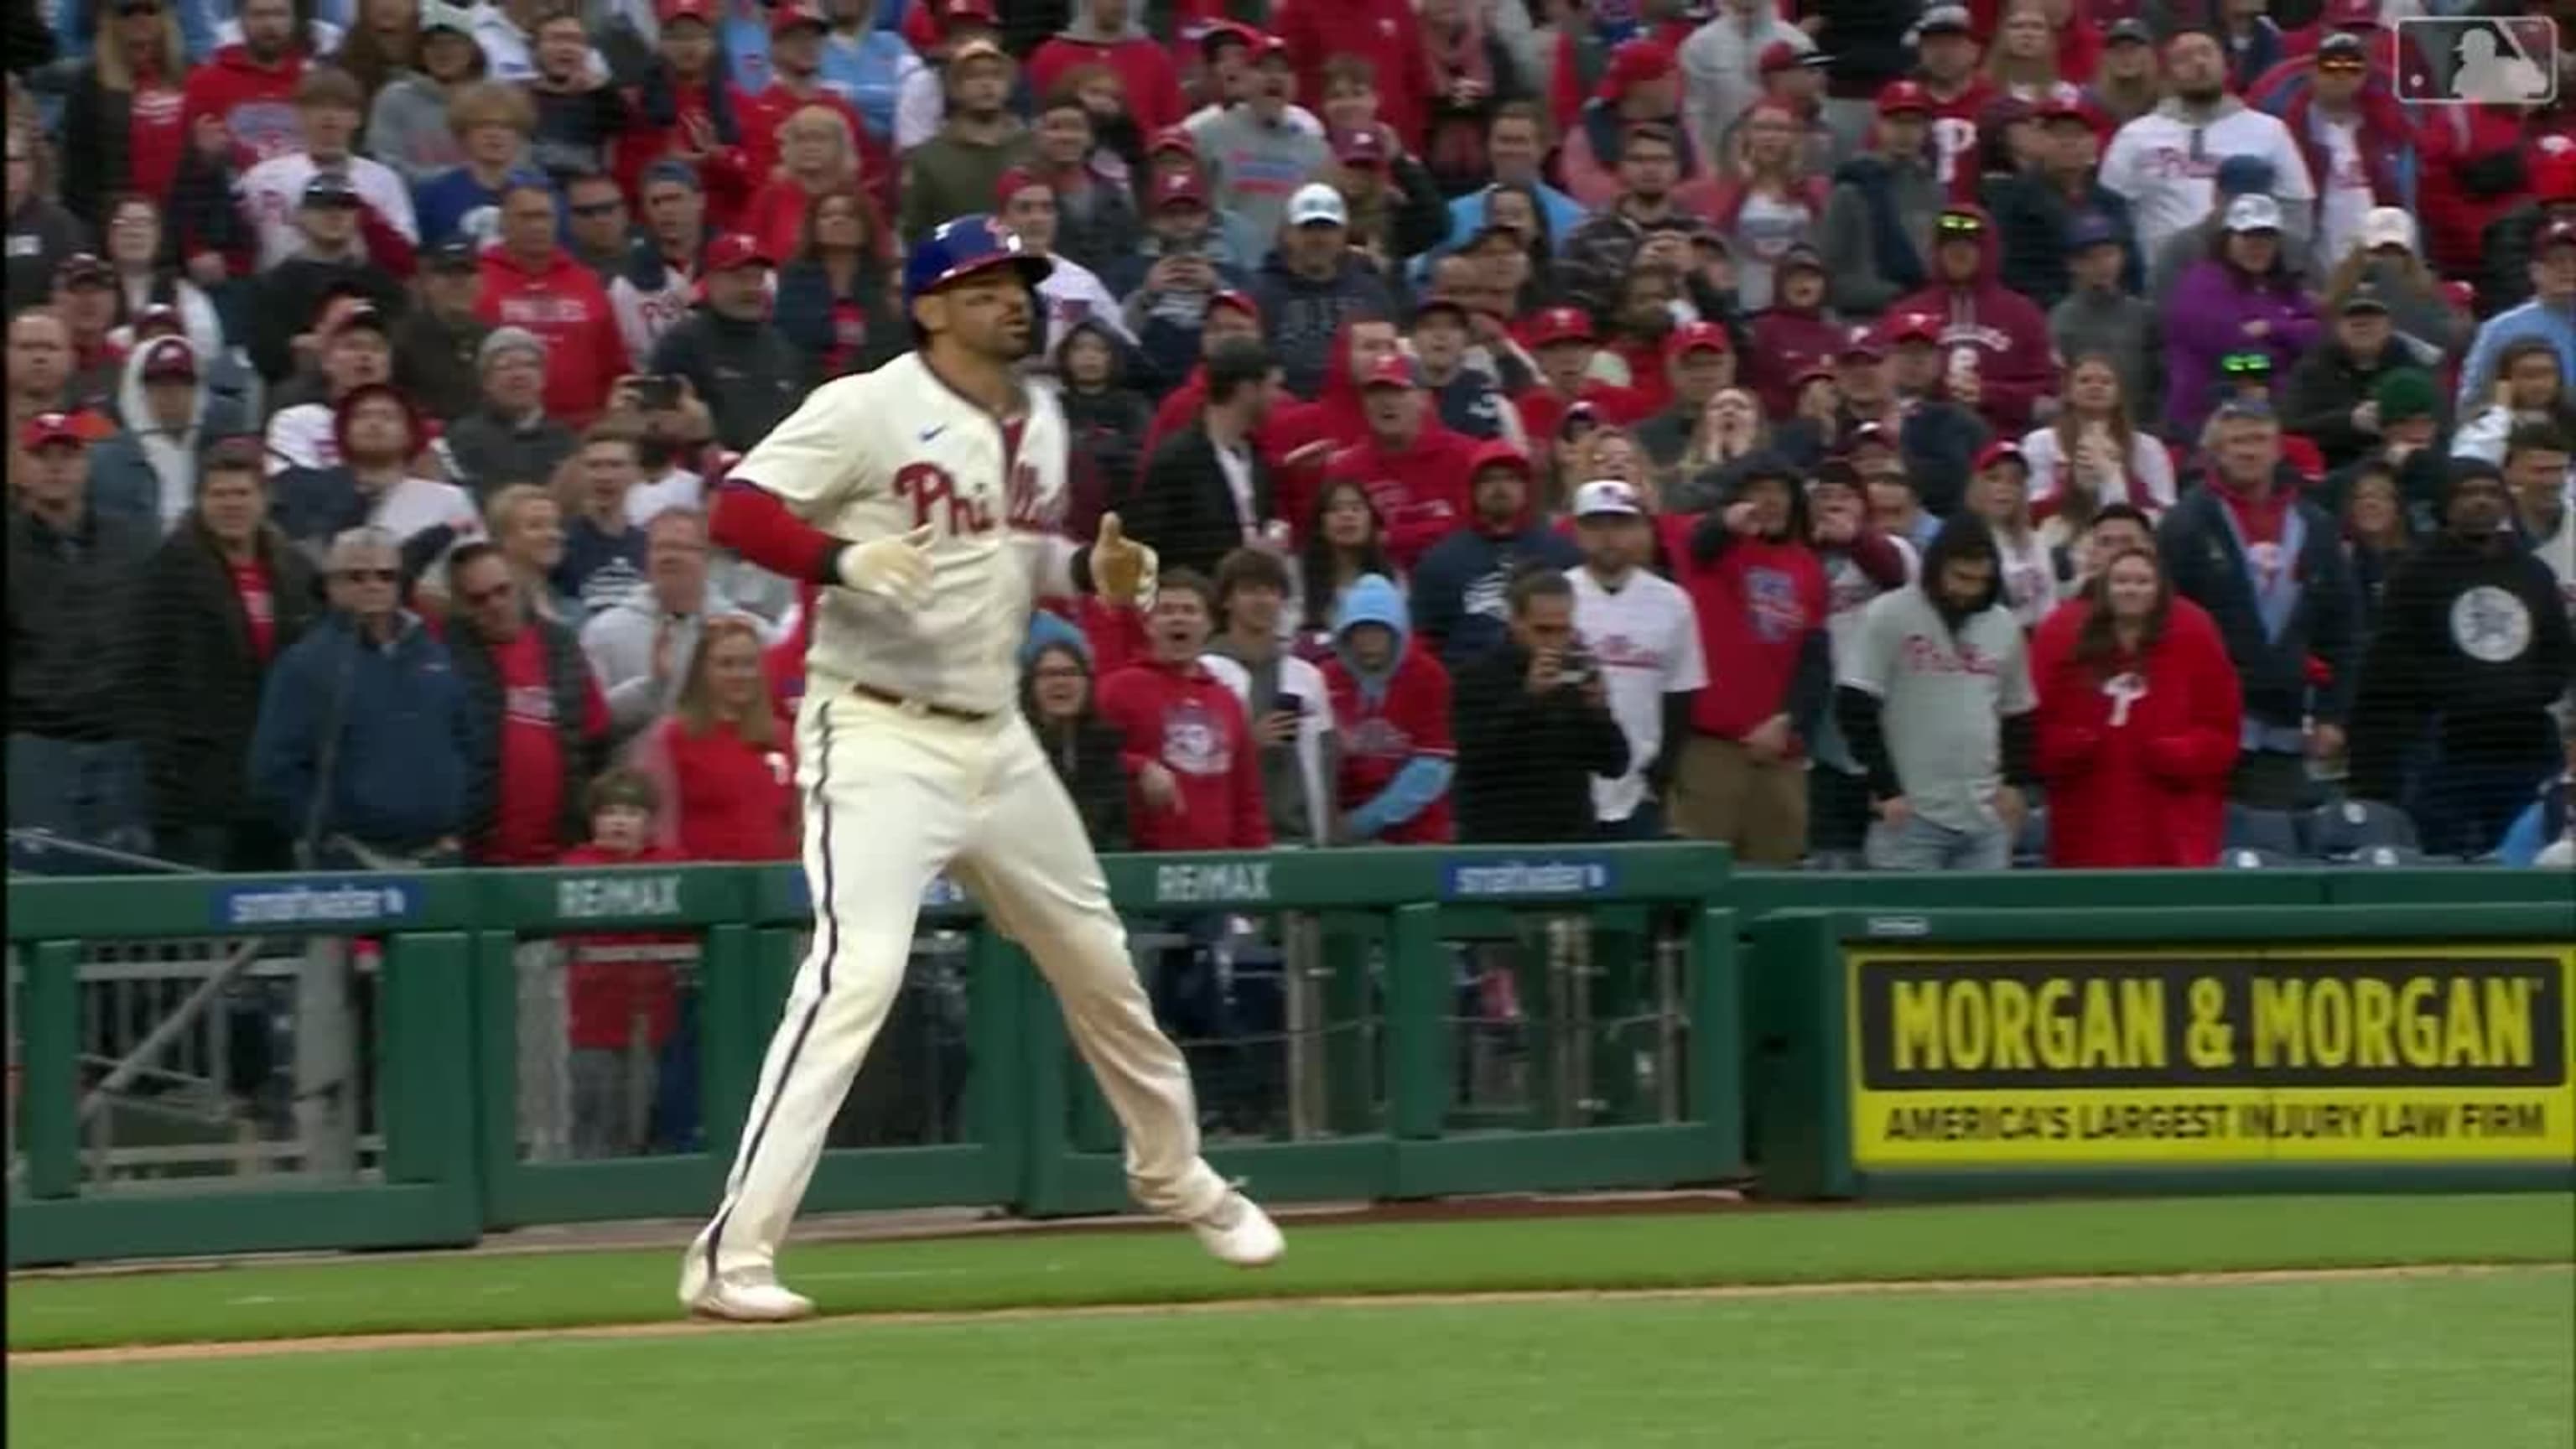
left=2223, top=194, right=2283, bottom=234
left=1288, top=182, right=1349, bottom=229
left=2360, top=205, right=2417, bottom=252
left=1572, top=479, right=1644, bottom=517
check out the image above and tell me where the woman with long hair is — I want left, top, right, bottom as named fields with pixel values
left=57, top=0, right=189, bottom=230
left=2029, top=546, right=2242, bottom=867
left=101, top=194, right=225, bottom=358
left=1706, top=101, right=1826, bottom=312
left=2024, top=354, right=2174, bottom=533
left=366, top=2, right=489, bottom=186
left=741, top=102, right=866, bottom=271
left=336, top=0, right=424, bottom=110
left=1021, top=634, right=1130, bottom=850
left=1475, top=181, right=1558, bottom=308
left=486, top=482, right=574, bottom=624
left=2161, top=195, right=2318, bottom=439
left=1982, top=0, right=2064, bottom=101
left=2452, top=337, right=2576, bottom=465
left=2340, top=462, right=2412, bottom=640
left=772, top=184, right=901, bottom=380
left=1295, top=480, right=1398, bottom=657
left=634, top=614, right=797, bottom=860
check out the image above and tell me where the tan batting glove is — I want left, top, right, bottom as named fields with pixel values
left=1092, top=513, right=1159, bottom=607
left=838, top=525, right=937, bottom=610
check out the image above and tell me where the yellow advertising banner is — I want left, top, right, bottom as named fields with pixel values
left=1846, top=945, right=2576, bottom=1167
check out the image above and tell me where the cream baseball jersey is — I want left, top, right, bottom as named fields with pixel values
left=731, top=354, right=1079, bottom=715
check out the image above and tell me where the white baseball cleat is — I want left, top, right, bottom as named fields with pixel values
left=1187, top=1190, right=1285, bottom=1269
left=680, top=1264, right=817, bottom=1323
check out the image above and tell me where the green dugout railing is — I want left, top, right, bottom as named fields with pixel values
left=5, top=844, right=1745, bottom=1266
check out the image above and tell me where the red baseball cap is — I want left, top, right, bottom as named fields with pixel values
left=1837, top=326, right=1888, bottom=361
left=993, top=166, right=1047, bottom=207
left=1664, top=319, right=1732, bottom=363
left=1884, top=310, right=1943, bottom=345
left=19, top=411, right=87, bottom=451
left=2035, top=93, right=2093, bottom=125
left=138, top=336, right=198, bottom=383
left=943, top=0, right=1000, bottom=23
left=1467, top=439, right=1534, bottom=479
left=1152, top=169, right=1207, bottom=209
left=1975, top=439, right=2029, bottom=473
left=1524, top=305, right=1595, bottom=347
left=1596, top=38, right=1678, bottom=101
left=1209, top=288, right=1259, bottom=322
left=1147, top=125, right=1198, bottom=158
left=1876, top=79, right=1934, bottom=116
left=1332, top=126, right=1387, bottom=168
left=1758, top=40, right=1829, bottom=75
left=767, top=3, right=825, bottom=36
left=132, top=302, right=186, bottom=340
left=703, top=232, right=773, bottom=272
left=2323, top=0, right=2378, bottom=28
left=656, top=0, right=714, bottom=24
left=1359, top=354, right=1419, bottom=391
left=1197, top=18, right=1264, bottom=58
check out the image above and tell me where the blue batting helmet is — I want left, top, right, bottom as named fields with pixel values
left=903, top=214, right=1053, bottom=308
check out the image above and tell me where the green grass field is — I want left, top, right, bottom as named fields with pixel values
left=11, top=1196, right=2575, bottom=1448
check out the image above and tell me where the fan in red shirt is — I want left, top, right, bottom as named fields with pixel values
left=558, top=769, right=692, bottom=1159
left=1093, top=572, right=1271, bottom=851
left=1316, top=354, right=1478, bottom=571
left=179, top=1, right=309, bottom=168
left=1260, top=316, right=1413, bottom=531
left=2030, top=546, right=2242, bottom=867
left=475, top=176, right=632, bottom=424
left=1029, top=0, right=1188, bottom=137
left=615, top=0, right=756, bottom=230
left=635, top=614, right=801, bottom=861
left=738, top=5, right=891, bottom=221
left=1320, top=571, right=1454, bottom=843
left=1909, top=6, right=1996, bottom=200
left=1512, top=304, right=1651, bottom=453
left=1140, top=288, right=1270, bottom=465
left=1272, top=0, right=1428, bottom=147
left=446, top=543, right=612, bottom=866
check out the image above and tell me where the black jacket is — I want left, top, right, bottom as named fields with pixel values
left=57, top=65, right=139, bottom=231
left=649, top=308, right=811, bottom=453
left=6, top=502, right=155, bottom=742
left=392, top=308, right=492, bottom=423
left=1450, top=638, right=1631, bottom=843
left=1022, top=684, right=1131, bottom=850
left=442, top=408, right=580, bottom=501
left=2159, top=481, right=2362, bottom=734
left=448, top=614, right=606, bottom=860
left=2350, top=531, right=2573, bottom=800
left=1128, top=423, right=1270, bottom=583
left=132, top=520, right=321, bottom=834
left=245, top=253, right=408, bottom=383
left=2281, top=340, right=2421, bottom=473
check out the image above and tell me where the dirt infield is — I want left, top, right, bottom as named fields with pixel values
left=17, top=1264, right=2556, bottom=1369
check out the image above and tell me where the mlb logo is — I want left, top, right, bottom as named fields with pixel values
left=2393, top=17, right=2559, bottom=105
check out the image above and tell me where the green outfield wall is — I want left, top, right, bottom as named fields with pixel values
left=7, top=850, right=2568, bottom=1265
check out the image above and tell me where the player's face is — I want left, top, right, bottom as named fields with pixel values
left=1579, top=512, right=1649, bottom=574
left=919, top=271, right=1035, bottom=360
left=1150, top=589, right=1213, bottom=660
left=2101, top=552, right=2159, bottom=621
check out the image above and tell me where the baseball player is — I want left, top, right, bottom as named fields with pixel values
left=682, top=215, right=1284, bottom=1322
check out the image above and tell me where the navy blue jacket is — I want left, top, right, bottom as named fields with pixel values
left=2158, top=484, right=2361, bottom=736
left=250, top=612, right=476, bottom=849
left=1410, top=522, right=1582, bottom=671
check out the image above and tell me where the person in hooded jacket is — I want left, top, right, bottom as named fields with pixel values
left=2349, top=458, right=2575, bottom=858
left=132, top=439, right=322, bottom=870
left=1987, top=96, right=2139, bottom=311
left=1449, top=566, right=1632, bottom=844
left=1836, top=512, right=2039, bottom=871
left=2029, top=545, right=2242, bottom=868
left=1093, top=570, right=1271, bottom=852
left=1816, top=80, right=1943, bottom=321
left=646, top=232, right=808, bottom=452
left=1249, top=182, right=1399, bottom=402
left=1665, top=452, right=1831, bottom=866
left=1021, top=626, right=1130, bottom=850
left=1317, top=353, right=1478, bottom=573
left=89, top=335, right=254, bottom=536
left=1747, top=245, right=1850, bottom=419
left=1055, top=316, right=1152, bottom=542
left=365, top=1, right=489, bottom=187
left=1883, top=203, right=2054, bottom=434
left=2162, top=193, right=2320, bottom=441
left=1410, top=440, right=1581, bottom=671
left=1320, top=572, right=1456, bottom=844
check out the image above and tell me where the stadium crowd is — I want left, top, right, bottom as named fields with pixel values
left=6, top=0, right=2575, bottom=897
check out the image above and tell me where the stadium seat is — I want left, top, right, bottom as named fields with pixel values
left=2304, top=799, right=2420, bottom=860
left=2222, top=804, right=2303, bottom=857
left=2347, top=844, right=2433, bottom=868
left=2220, top=848, right=2298, bottom=870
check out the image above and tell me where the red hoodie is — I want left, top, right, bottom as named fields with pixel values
left=1923, top=75, right=1996, bottom=200
left=1262, top=319, right=1400, bottom=531
left=475, top=247, right=632, bottom=423
left=559, top=841, right=691, bottom=1052
left=1094, top=657, right=1273, bottom=850
left=1671, top=518, right=1827, bottom=747
left=1884, top=204, right=2054, bottom=433
left=2030, top=594, right=2241, bottom=868
left=1748, top=300, right=1849, bottom=419
left=657, top=713, right=799, bottom=862
left=1275, top=0, right=1430, bottom=147
left=1029, top=29, right=1187, bottom=137
left=1318, top=419, right=1477, bottom=571
left=2415, top=105, right=2534, bottom=279
left=1320, top=639, right=1455, bottom=845
left=180, top=44, right=307, bottom=168
left=615, top=78, right=753, bottom=231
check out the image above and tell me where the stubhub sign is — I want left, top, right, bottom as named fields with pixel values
left=1439, top=856, right=1617, bottom=901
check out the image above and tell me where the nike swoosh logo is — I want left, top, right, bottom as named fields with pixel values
left=919, top=425, right=947, bottom=442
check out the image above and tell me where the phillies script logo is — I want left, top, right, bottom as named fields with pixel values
left=898, top=460, right=1055, bottom=536
left=1900, top=633, right=2002, bottom=678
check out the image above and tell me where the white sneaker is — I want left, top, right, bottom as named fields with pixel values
left=679, top=1259, right=817, bottom=1322
left=1187, top=1190, right=1285, bottom=1269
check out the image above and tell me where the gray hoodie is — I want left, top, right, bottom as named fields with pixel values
left=2049, top=284, right=2163, bottom=428
left=1817, top=152, right=1944, bottom=319
left=367, top=73, right=467, bottom=187
left=1188, top=105, right=1331, bottom=247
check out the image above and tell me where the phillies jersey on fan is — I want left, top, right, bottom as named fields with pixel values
left=1566, top=564, right=1705, bottom=827
left=236, top=153, right=420, bottom=271
left=725, top=353, right=1078, bottom=716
